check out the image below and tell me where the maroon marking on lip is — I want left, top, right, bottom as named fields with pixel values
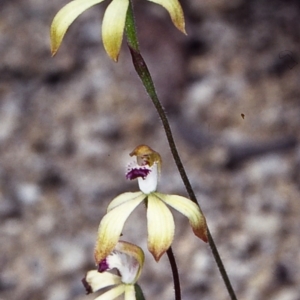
left=98, top=258, right=109, bottom=273
left=126, top=168, right=151, bottom=180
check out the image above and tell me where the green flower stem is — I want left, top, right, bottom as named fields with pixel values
left=167, top=247, right=181, bottom=300
left=135, top=283, right=146, bottom=300
left=125, top=2, right=237, bottom=300
left=124, top=1, right=139, bottom=51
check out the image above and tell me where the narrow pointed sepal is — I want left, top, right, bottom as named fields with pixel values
left=155, top=193, right=208, bottom=242
left=102, top=0, right=130, bottom=61
left=94, top=193, right=145, bottom=263
left=147, top=0, right=186, bottom=34
left=147, top=194, right=175, bottom=261
left=50, top=0, right=104, bottom=56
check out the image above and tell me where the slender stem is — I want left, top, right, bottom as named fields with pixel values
left=135, top=283, right=146, bottom=300
left=207, top=230, right=237, bottom=300
left=125, top=2, right=237, bottom=300
left=167, top=247, right=181, bottom=300
left=125, top=0, right=139, bottom=51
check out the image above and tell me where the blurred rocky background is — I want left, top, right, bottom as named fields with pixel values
left=1, top=0, right=300, bottom=299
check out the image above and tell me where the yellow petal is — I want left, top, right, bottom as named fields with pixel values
left=94, top=284, right=126, bottom=300
left=147, top=0, right=186, bottom=34
left=147, top=194, right=175, bottom=261
left=107, top=191, right=144, bottom=212
left=50, top=0, right=104, bottom=56
left=84, top=270, right=121, bottom=292
left=94, top=194, right=145, bottom=263
left=124, top=284, right=136, bottom=300
left=102, top=0, right=129, bottom=61
left=155, top=193, right=208, bottom=242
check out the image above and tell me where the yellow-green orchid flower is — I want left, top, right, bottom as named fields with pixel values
left=94, top=145, right=207, bottom=263
left=50, top=0, right=186, bottom=61
left=83, top=241, right=144, bottom=300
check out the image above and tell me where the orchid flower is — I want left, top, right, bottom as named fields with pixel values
left=83, top=241, right=144, bottom=300
left=50, top=0, right=186, bottom=61
left=94, top=145, right=207, bottom=263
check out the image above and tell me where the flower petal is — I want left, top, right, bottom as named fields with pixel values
left=50, top=0, right=104, bottom=55
left=94, top=284, right=126, bottom=300
left=94, top=194, right=145, bottom=263
left=82, top=270, right=121, bottom=293
left=147, top=0, right=186, bottom=34
left=155, top=193, right=208, bottom=242
left=102, top=0, right=129, bottom=61
left=107, top=192, right=144, bottom=212
left=137, top=163, right=158, bottom=194
left=147, top=194, right=175, bottom=261
left=124, top=284, right=136, bottom=300
left=115, top=241, right=145, bottom=269
left=115, top=241, right=145, bottom=282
